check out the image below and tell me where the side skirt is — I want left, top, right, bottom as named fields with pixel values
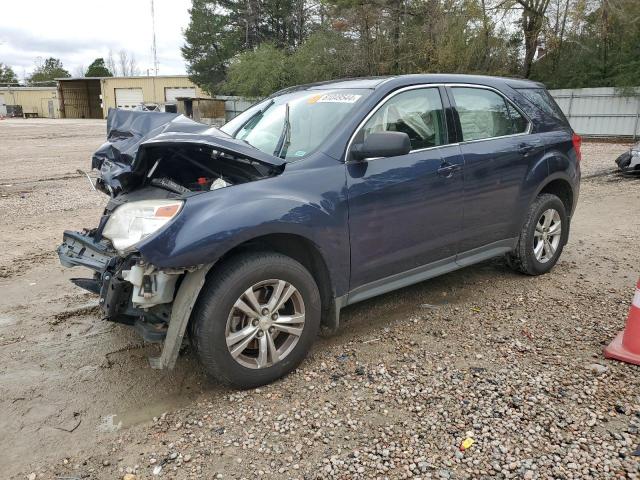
left=331, top=238, right=517, bottom=328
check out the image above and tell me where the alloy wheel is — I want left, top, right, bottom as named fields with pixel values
left=225, top=279, right=305, bottom=369
left=533, top=208, right=561, bottom=263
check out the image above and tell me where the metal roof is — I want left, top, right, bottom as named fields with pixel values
left=0, top=86, right=57, bottom=91
left=56, top=75, right=191, bottom=81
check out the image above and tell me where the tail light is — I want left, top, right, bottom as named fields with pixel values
left=572, top=133, right=582, bottom=163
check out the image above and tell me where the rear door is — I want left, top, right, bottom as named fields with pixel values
left=447, top=85, right=543, bottom=254
left=346, top=86, right=464, bottom=292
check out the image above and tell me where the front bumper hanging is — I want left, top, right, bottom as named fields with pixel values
left=57, top=230, right=115, bottom=271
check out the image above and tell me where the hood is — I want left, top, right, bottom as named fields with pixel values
left=92, top=109, right=286, bottom=196
left=93, top=108, right=286, bottom=170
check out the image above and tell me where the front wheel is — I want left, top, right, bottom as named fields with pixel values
left=506, top=193, right=569, bottom=275
left=190, top=251, right=321, bottom=389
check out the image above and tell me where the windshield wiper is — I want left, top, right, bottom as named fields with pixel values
left=236, top=99, right=275, bottom=148
left=273, top=102, right=291, bottom=159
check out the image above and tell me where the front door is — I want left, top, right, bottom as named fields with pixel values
left=346, top=86, right=464, bottom=292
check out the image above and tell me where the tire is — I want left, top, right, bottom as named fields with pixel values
left=506, top=193, right=569, bottom=276
left=190, top=251, right=321, bottom=389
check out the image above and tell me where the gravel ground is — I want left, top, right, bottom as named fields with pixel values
left=1, top=119, right=639, bottom=479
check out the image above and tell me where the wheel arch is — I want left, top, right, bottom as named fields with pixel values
left=534, top=176, right=574, bottom=216
left=205, top=233, right=339, bottom=333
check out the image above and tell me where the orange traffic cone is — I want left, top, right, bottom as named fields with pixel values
left=604, top=279, right=640, bottom=365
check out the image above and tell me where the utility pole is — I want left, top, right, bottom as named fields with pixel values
left=151, top=0, right=159, bottom=75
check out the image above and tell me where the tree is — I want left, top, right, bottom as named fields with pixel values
left=182, top=0, right=315, bottom=94
left=289, top=30, right=359, bottom=83
left=182, top=0, right=245, bottom=94
left=128, top=53, right=140, bottom=76
left=85, top=58, right=113, bottom=77
left=107, top=50, right=117, bottom=77
left=0, top=63, right=19, bottom=85
left=27, top=57, right=70, bottom=85
left=224, top=44, right=291, bottom=96
left=531, top=0, right=640, bottom=88
left=73, top=65, right=86, bottom=77
left=182, top=0, right=640, bottom=93
left=115, top=50, right=139, bottom=76
left=118, top=50, right=129, bottom=76
left=515, top=0, right=552, bottom=77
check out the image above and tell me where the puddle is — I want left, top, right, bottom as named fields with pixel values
left=97, top=414, right=122, bottom=433
left=104, top=392, right=204, bottom=430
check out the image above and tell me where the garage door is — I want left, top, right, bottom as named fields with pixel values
left=115, top=88, right=143, bottom=109
left=165, top=87, right=196, bottom=102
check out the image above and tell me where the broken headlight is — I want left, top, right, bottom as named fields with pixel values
left=102, top=200, right=183, bottom=253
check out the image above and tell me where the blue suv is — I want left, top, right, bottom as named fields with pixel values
left=58, top=74, right=581, bottom=388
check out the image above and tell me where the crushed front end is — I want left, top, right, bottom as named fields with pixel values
left=57, top=108, right=285, bottom=366
left=58, top=227, right=184, bottom=343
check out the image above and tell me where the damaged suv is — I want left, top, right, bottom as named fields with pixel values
left=58, top=75, right=580, bottom=388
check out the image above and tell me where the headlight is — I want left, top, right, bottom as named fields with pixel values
left=102, top=200, right=183, bottom=252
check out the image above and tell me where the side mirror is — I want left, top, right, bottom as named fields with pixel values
left=351, top=131, right=411, bottom=161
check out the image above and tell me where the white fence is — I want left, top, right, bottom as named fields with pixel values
left=549, top=87, right=640, bottom=139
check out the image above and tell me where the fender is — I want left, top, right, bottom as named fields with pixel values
left=509, top=150, right=549, bottom=235
left=513, top=138, right=578, bottom=235
left=136, top=156, right=351, bottom=297
left=530, top=139, right=580, bottom=215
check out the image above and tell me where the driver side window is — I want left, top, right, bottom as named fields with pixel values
left=361, top=88, right=447, bottom=151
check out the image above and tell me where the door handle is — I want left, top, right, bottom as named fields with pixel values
left=437, top=163, right=461, bottom=178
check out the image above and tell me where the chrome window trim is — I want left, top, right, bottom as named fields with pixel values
left=346, top=82, right=533, bottom=162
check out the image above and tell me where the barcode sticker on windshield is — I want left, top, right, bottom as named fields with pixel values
left=315, top=93, right=362, bottom=104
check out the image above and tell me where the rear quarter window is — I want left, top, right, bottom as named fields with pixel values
left=517, top=88, right=569, bottom=125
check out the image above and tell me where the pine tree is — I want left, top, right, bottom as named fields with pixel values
left=182, top=0, right=244, bottom=94
left=85, top=58, right=113, bottom=77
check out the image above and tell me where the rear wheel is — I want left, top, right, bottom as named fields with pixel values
left=506, top=193, right=569, bottom=275
left=190, top=251, right=321, bottom=388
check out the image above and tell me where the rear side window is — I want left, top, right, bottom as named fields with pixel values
left=451, top=87, right=529, bottom=141
left=360, top=87, right=447, bottom=150
left=517, top=88, right=568, bottom=124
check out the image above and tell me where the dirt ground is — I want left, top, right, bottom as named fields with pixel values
left=0, top=118, right=639, bottom=479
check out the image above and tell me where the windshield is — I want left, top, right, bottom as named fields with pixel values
left=220, top=89, right=370, bottom=161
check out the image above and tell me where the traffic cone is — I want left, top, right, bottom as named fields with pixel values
left=604, top=279, right=640, bottom=365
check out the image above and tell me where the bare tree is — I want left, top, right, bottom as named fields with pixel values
left=128, top=53, right=140, bottom=76
left=107, top=49, right=117, bottom=76
left=118, top=49, right=129, bottom=76
left=515, top=0, right=552, bottom=77
left=73, top=64, right=85, bottom=77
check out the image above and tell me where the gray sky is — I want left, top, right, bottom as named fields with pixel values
left=0, top=0, right=192, bottom=80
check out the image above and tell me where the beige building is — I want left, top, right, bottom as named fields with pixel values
left=57, top=75, right=211, bottom=119
left=0, top=86, right=60, bottom=118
